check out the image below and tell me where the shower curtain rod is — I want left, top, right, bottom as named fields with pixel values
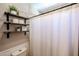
left=29, top=3, right=77, bottom=19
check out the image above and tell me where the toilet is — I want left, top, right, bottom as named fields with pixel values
left=0, top=43, right=28, bottom=56
left=11, top=48, right=27, bottom=56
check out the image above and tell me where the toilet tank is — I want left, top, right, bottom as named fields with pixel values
left=17, top=50, right=27, bottom=56
left=0, top=43, right=29, bottom=56
left=11, top=48, right=27, bottom=56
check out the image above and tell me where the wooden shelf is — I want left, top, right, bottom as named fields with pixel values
left=4, top=22, right=29, bottom=26
left=4, top=12, right=29, bottom=20
left=4, top=12, right=30, bottom=38
left=4, top=30, right=29, bottom=33
left=4, top=30, right=29, bottom=38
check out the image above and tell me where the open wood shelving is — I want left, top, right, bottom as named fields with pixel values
left=4, top=12, right=29, bottom=38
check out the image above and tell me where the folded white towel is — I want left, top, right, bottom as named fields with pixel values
left=13, top=19, right=19, bottom=23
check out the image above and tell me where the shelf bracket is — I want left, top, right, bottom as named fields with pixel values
left=24, top=19, right=26, bottom=35
left=7, top=32, right=10, bottom=38
left=6, top=13, right=10, bottom=38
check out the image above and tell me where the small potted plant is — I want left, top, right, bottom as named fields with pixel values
left=8, top=5, right=19, bottom=15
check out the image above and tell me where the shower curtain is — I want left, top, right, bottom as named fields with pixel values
left=30, top=4, right=78, bottom=56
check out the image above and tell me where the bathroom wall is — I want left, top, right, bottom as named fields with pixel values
left=0, top=3, right=31, bottom=54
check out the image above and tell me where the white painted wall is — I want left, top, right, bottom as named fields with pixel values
left=0, top=3, right=32, bottom=20
left=0, top=3, right=31, bottom=55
